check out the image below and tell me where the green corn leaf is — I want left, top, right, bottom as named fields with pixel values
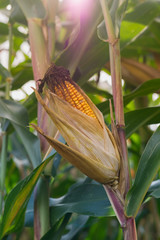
left=124, top=79, right=160, bottom=105
left=11, top=65, right=33, bottom=90
left=146, top=180, right=160, bottom=199
left=50, top=182, right=111, bottom=225
left=125, top=107, right=160, bottom=138
left=0, top=22, right=26, bottom=38
left=41, top=215, right=89, bottom=240
left=0, top=99, right=41, bottom=167
left=0, top=0, right=9, bottom=8
left=0, top=99, right=28, bottom=126
left=0, top=63, right=11, bottom=79
left=98, top=0, right=160, bottom=47
left=0, top=156, right=53, bottom=238
left=97, top=78, right=160, bottom=116
left=125, top=126, right=160, bottom=217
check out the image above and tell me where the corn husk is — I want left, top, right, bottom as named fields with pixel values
left=33, top=65, right=121, bottom=185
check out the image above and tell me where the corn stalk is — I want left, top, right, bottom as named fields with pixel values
left=100, top=0, right=137, bottom=239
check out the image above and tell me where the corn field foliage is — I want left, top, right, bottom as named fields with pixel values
left=0, top=0, right=160, bottom=239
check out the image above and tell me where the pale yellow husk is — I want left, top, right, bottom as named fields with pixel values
left=34, top=88, right=121, bottom=184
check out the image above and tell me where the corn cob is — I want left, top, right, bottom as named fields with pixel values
left=39, top=64, right=96, bottom=118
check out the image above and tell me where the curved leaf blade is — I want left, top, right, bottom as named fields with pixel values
left=0, top=63, right=10, bottom=79
left=147, top=180, right=160, bottom=199
left=61, top=215, right=89, bottom=240
left=41, top=215, right=89, bottom=240
left=125, top=107, right=160, bottom=138
left=0, top=156, right=53, bottom=238
left=98, top=0, right=160, bottom=50
left=12, top=123, right=41, bottom=168
left=0, top=99, right=41, bottom=167
left=125, top=126, right=160, bottom=217
left=97, top=78, right=160, bottom=116
left=50, top=182, right=111, bottom=225
left=124, top=78, right=160, bottom=105
left=0, top=99, right=28, bottom=127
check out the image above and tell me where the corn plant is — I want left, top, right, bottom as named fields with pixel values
left=0, top=0, right=160, bottom=239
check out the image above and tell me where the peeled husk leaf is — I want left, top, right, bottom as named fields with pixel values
left=35, top=89, right=120, bottom=167
left=33, top=88, right=120, bottom=185
left=32, top=124, right=118, bottom=185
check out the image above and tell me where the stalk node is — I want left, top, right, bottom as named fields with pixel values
left=109, top=38, right=119, bottom=46
left=116, top=124, right=125, bottom=130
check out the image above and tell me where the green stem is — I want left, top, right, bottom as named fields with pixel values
left=123, top=218, right=137, bottom=240
left=28, top=17, right=51, bottom=239
left=109, top=42, right=124, bottom=126
left=100, top=1, right=137, bottom=239
left=0, top=134, right=8, bottom=216
left=103, top=185, right=126, bottom=227
left=100, top=0, right=116, bottom=43
left=100, top=0, right=130, bottom=197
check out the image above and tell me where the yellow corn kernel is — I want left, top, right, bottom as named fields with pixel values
left=54, top=80, right=96, bottom=118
